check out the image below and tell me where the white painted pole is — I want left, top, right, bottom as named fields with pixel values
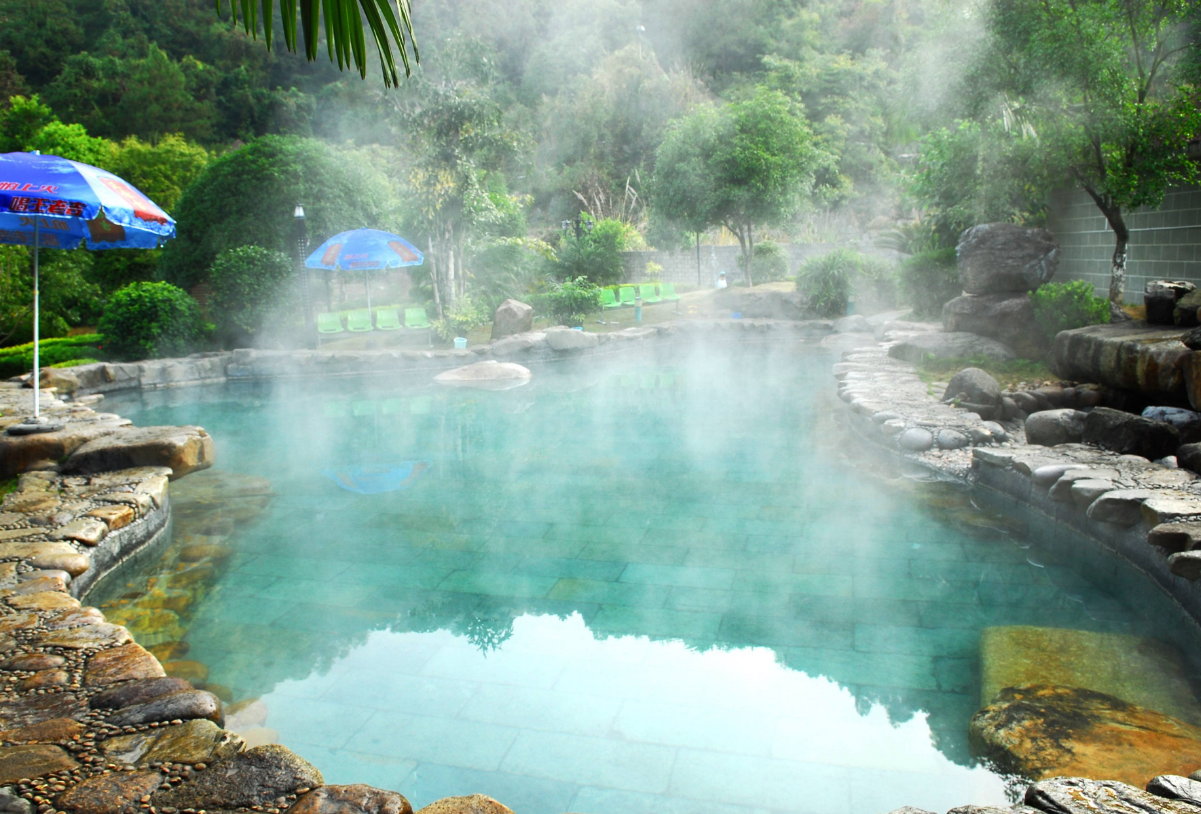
left=32, top=219, right=39, bottom=420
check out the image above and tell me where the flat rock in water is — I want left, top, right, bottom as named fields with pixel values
left=434, top=361, right=531, bottom=391
left=979, top=626, right=1201, bottom=724
left=0, top=744, right=79, bottom=783
left=63, top=425, right=215, bottom=480
left=292, top=784, right=414, bottom=814
left=90, top=677, right=192, bottom=710
left=416, top=795, right=514, bottom=814
left=106, top=689, right=222, bottom=727
left=84, top=643, right=165, bottom=687
left=142, top=719, right=243, bottom=765
left=57, top=770, right=163, bottom=814
left=971, top=685, right=1201, bottom=786
left=152, top=745, right=322, bottom=810
left=1026, top=778, right=1201, bottom=814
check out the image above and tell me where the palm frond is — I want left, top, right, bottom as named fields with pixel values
left=216, top=0, right=418, bottom=87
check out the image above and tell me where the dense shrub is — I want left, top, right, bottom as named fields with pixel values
left=897, top=248, right=959, bottom=319
left=739, top=240, right=791, bottom=283
left=552, top=217, right=639, bottom=287
left=545, top=277, right=602, bottom=326
left=208, top=246, right=296, bottom=345
left=1030, top=280, right=1110, bottom=341
left=0, top=334, right=102, bottom=378
left=98, top=282, right=207, bottom=361
left=796, top=249, right=859, bottom=317
left=432, top=295, right=490, bottom=342
left=854, top=255, right=900, bottom=312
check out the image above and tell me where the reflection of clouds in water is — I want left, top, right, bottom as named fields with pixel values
left=262, top=613, right=1008, bottom=814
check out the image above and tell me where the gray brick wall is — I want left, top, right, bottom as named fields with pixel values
left=1046, top=185, right=1201, bottom=303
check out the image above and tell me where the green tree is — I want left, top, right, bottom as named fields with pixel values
left=159, top=135, right=393, bottom=291
left=111, top=135, right=210, bottom=215
left=208, top=246, right=296, bottom=346
left=0, top=246, right=101, bottom=346
left=650, top=103, right=722, bottom=279
left=552, top=217, right=637, bottom=287
left=654, top=89, right=825, bottom=286
left=98, top=281, right=206, bottom=361
left=985, top=0, right=1201, bottom=303
left=0, top=96, right=56, bottom=153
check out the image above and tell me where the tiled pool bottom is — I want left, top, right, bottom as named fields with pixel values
left=95, top=346, right=1176, bottom=814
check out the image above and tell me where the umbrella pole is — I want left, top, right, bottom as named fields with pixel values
left=32, top=222, right=39, bottom=420
left=364, top=269, right=372, bottom=315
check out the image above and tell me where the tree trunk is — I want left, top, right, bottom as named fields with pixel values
left=1084, top=189, right=1130, bottom=305
left=695, top=232, right=701, bottom=287
left=428, top=235, right=443, bottom=320
left=746, top=223, right=755, bottom=288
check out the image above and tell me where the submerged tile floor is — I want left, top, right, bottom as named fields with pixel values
left=95, top=345, right=1182, bottom=814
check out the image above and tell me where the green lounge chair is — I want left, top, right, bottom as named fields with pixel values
left=618, top=286, right=636, bottom=306
left=317, top=312, right=344, bottom=335
left=601, top=289, right=621, bottom=309
left=405, top=307, right=432, bottom=329
left=639, top=283, right=662, bottom=304
left=376, top=307, right=402, bottom=331
left=660, top=283, right=681, bottom=301
left=347, top=309, right=373, bottom=332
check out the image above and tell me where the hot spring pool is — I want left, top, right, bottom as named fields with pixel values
left=91, top=344, right=1196, bottom=814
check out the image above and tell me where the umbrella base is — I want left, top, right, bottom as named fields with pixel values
left=7, top=417, right=66, bottom=435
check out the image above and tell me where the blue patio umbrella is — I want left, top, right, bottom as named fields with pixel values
left=305, top=228, right=424, bottom=314
left=0, top=152, right=176, bottom=431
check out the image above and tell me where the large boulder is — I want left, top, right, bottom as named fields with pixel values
left=942, top=368, right=1003, bottom=419
left=942, top=293, right=1045, bottom=359
left=1051, top=322, right=1191, bottom=405
left=433, top=360, right=531, bottom=391
left=0, top=420, right=126, bottom=478
left=292, top=785, right=413, bottom=814
left=888, top=332, right=1017, bottom=364
left=1026, top=777, right=1201, bottom=814
left=1174, top=289, right=1201, bottom=327
left=62, top=426, right=214, bottom=480
left=1025, top=409, right=1087, bottom=447
left=971, top=685, right=1201, bottom=786
left=544, top=327, right=599, bottom=351
left=956, top=223, right=1059, bottom=295
left=1082, top=407, right=1180, bottom=460
left=490, top=299, right=533, bottom=340
left=1146, top=281, right=1196, bottom=326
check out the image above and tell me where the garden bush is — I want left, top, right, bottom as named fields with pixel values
left=545, top=277, right=602, bottom=326
left=1029, top=280, right=1110, bottom=341
left=0, top=334, right=102, bottom=378
left=897, top=248, right=959, bottom=319
left=796, top=249, right=859, bottom=317
left=98, top=282, right=207, bottom=361
left=552, top=217, right=639, bottom=287
left=432, top=296, right=490, bottom=343
left=208, top=246, right=296, bottom=346
left=740, top=240, right=791, bottom=283
left=854, top=255, right=899, bottom=312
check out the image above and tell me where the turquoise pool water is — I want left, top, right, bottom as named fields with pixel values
left=96, top=345, right=1185, bottom=814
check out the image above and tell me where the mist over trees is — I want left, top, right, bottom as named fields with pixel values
left=0, top=0, right=1195, bottom=341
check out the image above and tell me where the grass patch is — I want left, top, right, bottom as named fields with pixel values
left=49, top=358, right=99, bottom=369
left=0, top=478, right=16, bottom=498
left=915, top=355, right=1055, bottom=392
left=1123, top=304, right=1146, bottom=320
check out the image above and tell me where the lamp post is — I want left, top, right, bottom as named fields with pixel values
left=294, top=205, right=313, bottom=346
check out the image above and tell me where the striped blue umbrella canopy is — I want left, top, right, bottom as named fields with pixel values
left=305, top=229, right=424, bottom=313
left=0, top=152, right=176, bottom=429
